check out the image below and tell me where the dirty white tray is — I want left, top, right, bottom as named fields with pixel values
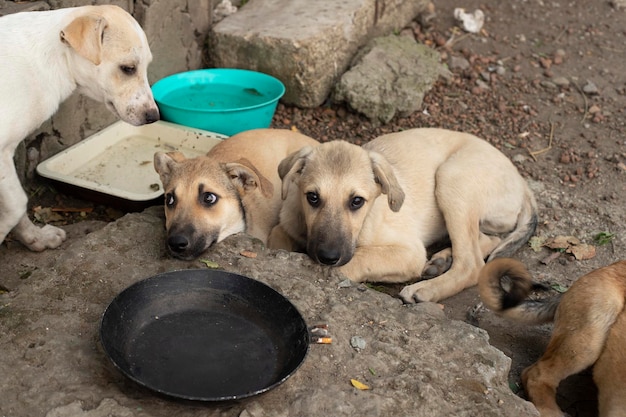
left=37, top=121, right=227, bottom=202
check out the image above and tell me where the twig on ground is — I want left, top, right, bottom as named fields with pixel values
left=572, top=81, right=589, bottom=124
left=443, top=31, right=471, bottom=48
left=51, top=207, right=94, bottom=213
left=528, top=121, right=555, bottom=161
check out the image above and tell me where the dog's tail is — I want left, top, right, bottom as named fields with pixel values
left=487, top=187, right=538, bottom=261
left=478, top=258, right=561, bottom=324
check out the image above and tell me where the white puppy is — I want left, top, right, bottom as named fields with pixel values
left=0, top=5, right=159, bottom=251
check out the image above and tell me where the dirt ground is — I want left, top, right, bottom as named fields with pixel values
left=15, top=1, right=625, bottom=417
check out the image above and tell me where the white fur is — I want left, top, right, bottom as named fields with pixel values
left=0, top=5, right=158, bottom=251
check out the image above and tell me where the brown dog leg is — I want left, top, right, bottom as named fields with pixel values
left=593, top=311, right=626, bottom=417
left=522, top=279, right=624, bottom=417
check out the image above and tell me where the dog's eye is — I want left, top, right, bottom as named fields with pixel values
left=202, top=192, right=218, bottom=206
left=120, top=65, right=136, bottom=75
left=306, top=192, right=320, bottom=207
left=165, top=193, right=175, bottom=207
left=350, top=196, right=365, bottom=211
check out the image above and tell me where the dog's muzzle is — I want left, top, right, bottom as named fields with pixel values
left=143, top=107, right=160, bottom=124
left=314, top=247, right=343, bottom=266
left=166, top=225, right=215, bottom=260
left=310, top=242, right=352, bottom=267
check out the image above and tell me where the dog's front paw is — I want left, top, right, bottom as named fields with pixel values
left=399, top=282, right=439, bottom=304
left=21, top=224, right=67, bottom=251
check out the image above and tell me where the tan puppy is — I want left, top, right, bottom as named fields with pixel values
left=479, top=258, right=626, bottom=417
left=0, top=5, right=158, bottom=251
left=268, top=128, right=537, bottom=303
left=154, top=129, right=318, bottom=260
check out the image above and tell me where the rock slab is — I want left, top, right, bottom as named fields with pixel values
left=208, top=0, right=431, bottom=107
left=0, top=207, right=538, bottom=417
left=333, top=34, right=449, bottom=124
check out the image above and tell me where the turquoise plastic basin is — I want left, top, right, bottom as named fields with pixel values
left=151, top=69, right=285, bottom=136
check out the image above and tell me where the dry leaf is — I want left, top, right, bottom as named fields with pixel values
left=33, top=206, right=64, bottom=223
left=544, top=235, right=580, bottom=250
left=543, top=235, right=596, bottom=260
left=567, top=243, right=596, bottom=260
left=350, top=379, right=370, bottom=390
left=528, top=236, right=546, bottom=252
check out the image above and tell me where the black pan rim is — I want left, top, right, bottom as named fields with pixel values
left=99, top=269, right=310, bottom=402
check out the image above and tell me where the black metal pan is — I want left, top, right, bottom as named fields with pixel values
left=100, top=269, right=309, bottom=401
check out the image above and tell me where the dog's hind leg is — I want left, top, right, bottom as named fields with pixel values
left=523, top=285, right=624, bottom=417
left=592, top=311, right=626, bottom=417
left=0, top=156, right=66, bottom=251
left=401, top=168, right=490, bottom=303
left=423, top=233, right=502, bottom=278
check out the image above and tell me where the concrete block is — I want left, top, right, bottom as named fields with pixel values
left=208, top=0, right=430, bottom=108
left=135, top=0, right=212, bottom=83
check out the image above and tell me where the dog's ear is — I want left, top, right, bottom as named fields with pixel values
left=224, top=158, right=274, bottom=198
left=153, top=152, right=186, bottom=185
left=369, top=151, right=405, bottom=212
left=60, top=14, right=107, bottom=65
left=278, top=146, right=314, bottom=200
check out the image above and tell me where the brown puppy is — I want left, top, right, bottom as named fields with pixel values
left=479, top=258, right=626, bottom=417
left=268, top=128, right=537, bottom=302
left=154, top=128, right=318, bottom=259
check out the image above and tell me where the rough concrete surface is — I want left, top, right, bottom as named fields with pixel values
left=0, top=208, right=538, bottom=417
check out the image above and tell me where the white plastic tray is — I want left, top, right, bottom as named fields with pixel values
left=37, top=121, right=227, bottom=202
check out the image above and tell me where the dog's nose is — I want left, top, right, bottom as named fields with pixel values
left=316, top=248, right=341, bottom=266
left=167, top=235, right=189, bottom=253
left=144, top=108, right=160, bottom=124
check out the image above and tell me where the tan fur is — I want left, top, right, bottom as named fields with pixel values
left=479, top=258, right=626, bottom=417
left=268, top=128, right=538, bottom=303
left=154, top=128, right=318, bottom=260
left=0, top=5, right=158, bottom=251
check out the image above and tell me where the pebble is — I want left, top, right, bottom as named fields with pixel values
left=553, top=49, right=566, bottom=65
left=540, top=81, right=557, bottom=90
left=582, top=80, right=599, bottom=95
left=449, top=55, right=470, bottom=70
left=475, top=79, right=490, bottom=90
left=588, top=105, right=601, bottom=114
left=350, top=336, right=367, bottom=351
left=338, top=279, right=353, bottom=288
left=552, top=76, right=570, bottom=87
